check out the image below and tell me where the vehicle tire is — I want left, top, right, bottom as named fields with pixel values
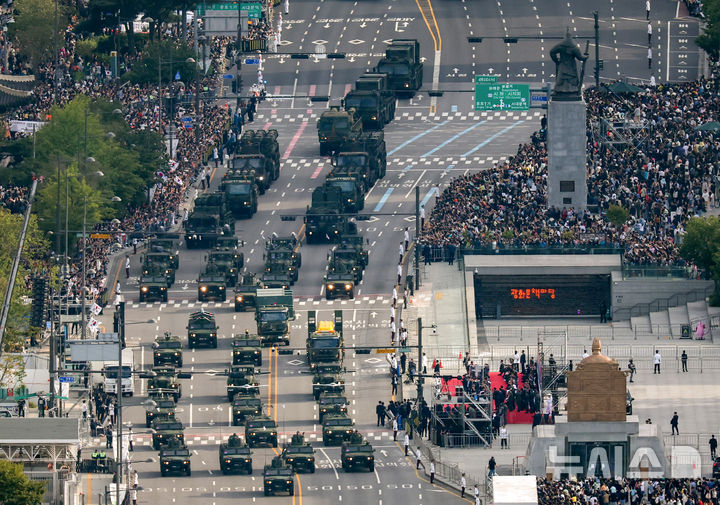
left=289, top=486, right=294, bottom=496
left=212, top=338, right=218, bottom=349
left=177, top=359, right=183, bottom=368
left=139, top=295, right=145, bottom=303
left=247, top=465, right=253, bottom=475
left=153, top=442, right=158, bottom=451
left=264, top=489, right=269, bottom=497
left=272, top=437, right=278, bottom=448
left=221, top=293, right=227, bottom=302
left=320, top=144, right=326, bottom=156
left=349, top=290, right=354, bottom=300
left=163, top=294, right=168, bottom=303
left=161, top=469, right=166, bottom=477
left=188, top=341, right=194, bottom=349
left=342, top=463, right=348, bottom=472
left=221, top=467, right=228, bottom=475
left=323, top=436, right=329, bottom=446
left=146, top=420, right=151, bottom=429
left=369, top=462, right=374, bottom=471
left=186, top=469, right=191, bottom=476
left=256, top=357, right=262, bottom=367
left=310, top=464, right=315, bottom=473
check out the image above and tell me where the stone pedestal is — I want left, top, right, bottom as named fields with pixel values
left=548, top=98, right=587, bottom=210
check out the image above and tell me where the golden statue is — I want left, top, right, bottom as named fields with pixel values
left=566, top=338, right=627, bottom=422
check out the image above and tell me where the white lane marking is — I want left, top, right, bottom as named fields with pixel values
left=319, top=448, right=339, bottom=479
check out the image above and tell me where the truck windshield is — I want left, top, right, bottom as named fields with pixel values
left=377, top=62, right=410, bottom=75
left=310, top=337, right=340, bottom=349
left=104, top=366, right=131, bottom=379
left=336, top=155, right=367, bottom=167
left=232, top=158, right=264, bottom=170
left=345, top=96, right=377, bottom=108
left=346, top=445, right=372, bottom=453
left=223, top=447, right=250, bottom=455
left=156, top=341, right=181, bottom=349
left=328, top=180, right=355, bottom=192
left=188, top=216, right=217, bottom=228
left=189, top=320, right=215, bottom=329
left=227, top=184, right=251, bottom=195
left=259, top=312, right=287, bottom=322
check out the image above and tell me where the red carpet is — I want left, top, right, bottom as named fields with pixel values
left=490, top=372, right=534, bottom=424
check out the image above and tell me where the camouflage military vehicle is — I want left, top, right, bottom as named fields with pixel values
left=245, top=415, right=278, bottom=448
left=187, top=310, right=218, bottom=348
left=219, top=434, right=253, bottom=474
left=152, top=420, right=185, bottom=450
left=341, top=431, right=375, bottom=472
left=160, top=444, right=191, bottom=476
left=145, top=396, right=176, bottom=428
left=263, top=456, right=294, bottom=496
left=231, top=393, right=263, bottom=426
left=232, top=332, right=263, bottom=366
left=312, top=362, right=345, bottom=400
left=322, top=412, right=355, bottom=446
left=317, top=393, right=348, bottom=423
left=226, top=365, right=260, bottom=401
left=153, top=332, right=183, bottom=367
left=281, top=432, right=316, bottom=473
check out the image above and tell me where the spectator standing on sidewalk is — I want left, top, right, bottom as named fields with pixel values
left=671, top=412, right=679, bottom=435
left=654, top=350, right=661, bottom=374
left=125, top=256, right=130, bottom=279
left=430, top=460, right=435, bottom=483
left=416, top=447, right=422, bottom=469
left=628, top=359, right=636, bottom=382
left=646, top=0, right=651, bottom=20
left=404, top=432, right=410, bottom=456
left=404, top=227, right=410, bottom=251
left=710, top=435, right=718, bottom=459
left=647, top=22, right=653, bottom=45
left=461, top=473, right=467, bottom=498
left=488, top=456, right=496, bottom=477
left=681, top=350, right=688, bottom=372
left=500, top=425, right=508, bottom=448
left=648, top=47, right=652, bottom=69
left=199, top=166, right=207, bottom=189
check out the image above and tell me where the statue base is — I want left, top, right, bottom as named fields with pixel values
left=547, top=98, right=587, bottom=210
left=525, top=415, right=682, bottom=479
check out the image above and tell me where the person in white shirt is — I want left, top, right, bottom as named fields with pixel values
left=500, top=425, right=509, bottom=449
left=583, top=349, right=589, bottom=359
left=404, top=228, right=410, bottom=250
left=397, top=263, right=403, bottom=285
left=420, top=205, right=426, bottom=229
left=646, top=0, right=651, bottom=20
left=398, top=242, right=404, bottom=263
left=513, top=351, right=520, bottom=371
left=429, top=460, right=435, bottom=483
left=422, top=353, right=428, bottom=374
left=648, top=47, right=652, bottom=69
left=392, top=418, right=398, bottom=441
left=404, top=432, right=410, bottom=455
left=284, top=0, right=289, bottom=14
left=647, top=22, right=652, bottom=45
left=654, top=350, right=661, bottom=374
left=392, top=286, right=398, bottom=307
left=461, top=473, right=467, bottom=497
left=416, top=448, right=422, bottom=469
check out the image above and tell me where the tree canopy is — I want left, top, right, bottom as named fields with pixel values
left=679, top=216, right=720, bottom=303
left=9, top=0, right=68, bottom=69
left=0, top=461, right=46, bottom=505
left=696, top=0, right=720, bottom=60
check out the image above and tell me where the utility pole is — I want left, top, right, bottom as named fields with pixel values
left=594, top=11, right=600, bottom=88
left=236, top=6, right=243, bottom=109
left=416, top=317, right=424, bottom=403
left=414, top=186, right=420, bottom=293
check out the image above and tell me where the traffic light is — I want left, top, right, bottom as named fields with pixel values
left=30, top=276, right=47, bottom=327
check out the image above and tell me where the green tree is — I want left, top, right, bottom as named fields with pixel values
left=696, top=0, right=720, bottom=60
left=9, top=0, right=67, bottom=69
left=679, top=216, right=720, bottom=303
left=606, top=204, right=630, bottom=227
left=0, top=460, right=46, bottom=505
left=123, top=40, right=198, bottom=85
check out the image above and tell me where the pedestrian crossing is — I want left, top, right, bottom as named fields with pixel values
left=254, top=109, right=544, bottom=123
left=130, top=293, right=432, bottom=309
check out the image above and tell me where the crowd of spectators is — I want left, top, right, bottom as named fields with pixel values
left=683, top=0, right=704, bottom=18
left=537, top=477, right=719, bottom=505
left=0, top=15, right=236, bottom=319
left=0, top=184, right=28, bottom=214
left=423, top=77, right=720, bottom=267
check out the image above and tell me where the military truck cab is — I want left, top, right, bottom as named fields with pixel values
left=317, top=106, right=363, bottom=156
left=219, top=435, right=253, bottom=474
left=226, top=365, right=260, bottom=401
left=281, top=432, right=316, bottom=473
left=232, top=333, right=263, bottom=366
left=245, top=415, right=278, bottom=448
left=263, top=457, right=294, bottom=496
left=376, top=39, right=423, bottom=95
left=232, top=393, right=263, bottom=425
left=153, top=333, right=183, bottom=367
left=160, top=446, right=191, bottom=476
left=139, top=274, right=169, bottom=303
left=341, top=433, right=375, bottom=472
left=322, top=413, right=355, bottom=446
left=306, top=311, right=345, bottom=367
left=146, top=397, right=176, bottom=428
left=255, top=289, right=294, bottom=346
left=187, top=310, right=218, bottom=348
left=235, top=273, right=260, bottom=311
left=152, top=420, right=185, bottom=450
left=312, top=362, right=345, bottom=400
left=317, top=393, right=348, bottom=423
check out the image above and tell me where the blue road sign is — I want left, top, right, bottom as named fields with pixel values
left=181, top=117, right=193, bottom=123
left=223, top=74, right=234, bottom=79
left=59, top=376, right=75, bottom=383
left=174, top=71, right=181, bottom=81
left=531, top=94, right=548, bottom=102
left=244, top=58, right=260, bottom=65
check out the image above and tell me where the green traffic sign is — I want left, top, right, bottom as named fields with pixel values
left=474, top=75, right=498, bottom=84
left=200, top=2, right=263, bottom=19
left=474, top=83, right=530, bottom=111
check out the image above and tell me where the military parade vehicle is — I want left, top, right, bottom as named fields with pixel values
left=328, top=248, right=364, bottom=283
left=355, top=72, right=396, bottom=121
left=260, top=266, right=292, bottom=289
left=141, top=253, right=175, bottom=286
left=324, top=269, right=355, bottom=300
left=212, top=243, right=244, bottom=269
left=281, top=432, right=316, bottom=473
left=232, top=332, right=263, bottom=366
left=341, top=431, right=375, bottom=472
left=376, top=39, right=423, bottom=95
left=343, top=89, right=391, bottom=130
left=245, top=414, right=278, bottom=448
left=187, top=310, right=218, bottom=348
left=317, top=106, right=363, bottom=156
left=339, top=234, right=369, bottom=268
left=232, top=130, right=280, bottom=193
left=255, top=289, right=294, bottom=346
left=317, top=393, right=348, bottom=423
left=153, top=332, right=183, bottom=367
left=147, top=371, right=182, bottom=402
left=263, top=456, right=294, bottom=496
left=306, top=311, right=344, bottom=367
left=221, top=169, right=258, bottom=217
left=147, top=236, right=180, bottom=269
left=265, top=235, right=301, bottom=269
left=152, top=419, right=185, bottom=450
left=219, top=434, right=253, bottom=474
left=215, top=235, right=241, bottom=250
left=304, top=185, right=345, bottom=244
left=234, top=273, right=260, bottom=311
left=138, top=272, right=169, bottom=303
left=231, top=393, right=263, bottom=426
left=160, top=444, right=191, bottom=476
left=333, top=131, right=387, bottom=186
left=226, top=365, right=260, bottom=401
left=312, top=362, right=345, bottom=400
left=208, top=249, right=242, bottom=283
left=197, top=270, right=227, bottom=302
left=184, top=192, right=235, bottom=249
left=322, top=412, right=355, bottom=446
left=145, top=396, right=176, bottom=428
left=324, top=176, right=364, bottom=213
